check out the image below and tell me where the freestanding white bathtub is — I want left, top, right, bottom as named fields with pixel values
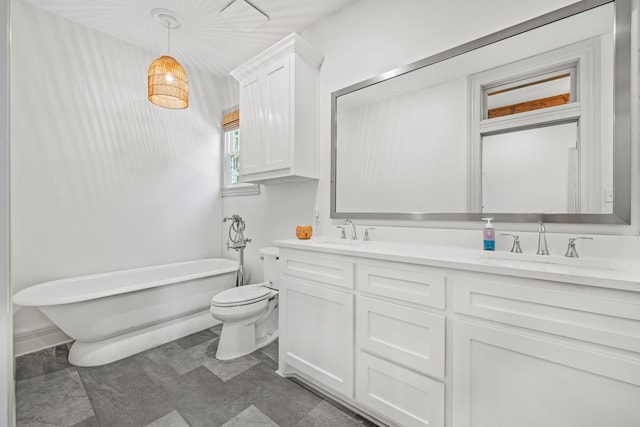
left=13, top=258, right=238, bottom=367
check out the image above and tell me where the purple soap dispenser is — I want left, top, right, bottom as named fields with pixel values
left=482, top=218, right=495, bottom=251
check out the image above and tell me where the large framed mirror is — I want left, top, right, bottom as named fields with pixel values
left=331, top=0, right=631, bottom=224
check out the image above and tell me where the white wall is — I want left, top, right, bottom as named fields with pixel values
left=222, top=180, right=320, bottom=284
left=482, top=123, right=578, bottom=213
left=11, top=1, right=229, bottom=350
left=336, top=77, right=467, bottom=213
left=222, top=0, right=640, bottom=266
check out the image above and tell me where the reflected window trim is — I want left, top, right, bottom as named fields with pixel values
left=483, top=66, right=576, bottom=119
left=468, top=36, right=606, bottom=213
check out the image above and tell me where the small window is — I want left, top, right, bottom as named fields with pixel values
left=225, top=127, right=240, bottom=186
left=221, top=109, right=259, bottom=197
left=483, top=67, right=576, bottom=119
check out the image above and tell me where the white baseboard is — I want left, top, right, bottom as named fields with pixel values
left=13, top=326, right=72, bottom=357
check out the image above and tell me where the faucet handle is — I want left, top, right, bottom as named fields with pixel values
left=501, top=234, right=522, bottom=253
left=336, top=225, right=346, bottom=239
left=363, top=227, right=375, bottom=242
left=564, top=236, right=593, bottom=258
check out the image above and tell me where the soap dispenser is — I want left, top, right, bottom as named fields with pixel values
left=482, top=218, right=495, bottom=251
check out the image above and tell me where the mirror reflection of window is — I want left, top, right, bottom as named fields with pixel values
left=482, top=122, right=578, bottom=213
left=484, top=68, right=576, bottom=119
left=469, top=33, right=613, bottom=215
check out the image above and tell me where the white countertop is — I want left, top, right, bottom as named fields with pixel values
left=274, top=237, right=640, bottom=291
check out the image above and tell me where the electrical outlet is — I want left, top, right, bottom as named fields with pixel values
left=604, top=188, right=614, bottom=203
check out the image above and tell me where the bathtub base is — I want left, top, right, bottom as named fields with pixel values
left=68, top=310, right=219, bottom=367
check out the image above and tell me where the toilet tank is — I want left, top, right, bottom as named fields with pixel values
left=259, top=247, right=280, bottom=289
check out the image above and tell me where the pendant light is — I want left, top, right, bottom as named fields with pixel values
left=148, top=9, right=188, bottom=109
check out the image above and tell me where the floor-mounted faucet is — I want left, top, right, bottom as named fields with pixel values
left=537, top=221, right=549, bottom=255
left=224, top=214, right=252, bottom=287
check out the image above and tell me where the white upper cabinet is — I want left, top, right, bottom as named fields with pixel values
left=231, top=33, right=323, bottom=183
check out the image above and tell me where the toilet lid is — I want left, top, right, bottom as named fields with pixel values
left=211, top=286, right=272, bottom=307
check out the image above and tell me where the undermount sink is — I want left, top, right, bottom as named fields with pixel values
left=478, top=250, right=614, bottom=271
left=306, top=237, right=369, bottom=247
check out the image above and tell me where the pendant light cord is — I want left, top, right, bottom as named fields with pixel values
left=166, top=21, right=171, bottom=55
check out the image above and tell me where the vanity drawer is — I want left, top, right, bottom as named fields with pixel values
left=280, top=251, right=354, bottom=289
left=357, top=261, right=446, bottom=309
left=452, top=275, right=640, bottom=352
left=356, top=351, right=445, bottom=427
left=357, top=296, right=445, bottom=378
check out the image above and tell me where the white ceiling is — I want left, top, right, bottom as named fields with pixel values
left=19, top=0, right=359, bottom=77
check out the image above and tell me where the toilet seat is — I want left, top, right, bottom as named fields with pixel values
left=211, top=284, right=272, bottom=307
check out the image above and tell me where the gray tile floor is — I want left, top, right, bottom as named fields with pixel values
left=15, top=326, right=379, bottom=427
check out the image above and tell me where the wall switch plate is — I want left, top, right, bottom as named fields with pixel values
left=313, top=209, right=320, bottom=220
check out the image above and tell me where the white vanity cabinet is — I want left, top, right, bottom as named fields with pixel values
left=278, top=250, right=355, bottom=398
left=355, top=261, right=447, bottom=427
left=451, top=272, right=640, bottom=427
left=230, top=33, right=323, bottom=184
left=276, top=240, right=640, bottom=427
left=278, top=248, right=447, bottom=427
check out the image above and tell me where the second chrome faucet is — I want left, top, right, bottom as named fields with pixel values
left=505, top=221, right=592, bottom=258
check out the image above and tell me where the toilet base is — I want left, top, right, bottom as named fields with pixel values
left=216, top=322, right=278, bottom=360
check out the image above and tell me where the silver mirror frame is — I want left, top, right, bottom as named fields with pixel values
left=330, top=0, right=631, bottom=225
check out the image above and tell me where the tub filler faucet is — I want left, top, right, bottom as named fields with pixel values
left=224, top=214, right=252, bottom=287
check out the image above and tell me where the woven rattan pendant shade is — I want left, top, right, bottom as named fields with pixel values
left=148, top=55, right=189, bottom=109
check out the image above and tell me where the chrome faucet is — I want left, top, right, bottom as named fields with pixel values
left=501, top=234, right=522, bottom=253
left=342, top=219, right=358, bottom=240
left=536, top=221, right=549, bottom=255
left=224, top=214, right=251, bottom=250
left=224, top=214, right=252, bottom=287
left=564, top=237, right=593, bottom=258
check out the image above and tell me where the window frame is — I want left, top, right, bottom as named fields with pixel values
left=221, top=109, right=260, bottom=197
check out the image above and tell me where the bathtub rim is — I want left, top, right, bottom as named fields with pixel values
left=13, top=258, right=239, bottom=307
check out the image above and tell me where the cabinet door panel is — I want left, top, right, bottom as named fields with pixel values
left=357, top=296, right=445, bottom=378
left=239, top=76, right=263, bottom=175
left=280, top=277, right=354, bottom=397
left=357, top=351, right=445, bottom=427
left=263, top=56, right=291, bottom=171
left=453, top=319, right=640, bottom=427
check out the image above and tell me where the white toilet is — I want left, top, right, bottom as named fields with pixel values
left=210, top=247, right=279, bottom=360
